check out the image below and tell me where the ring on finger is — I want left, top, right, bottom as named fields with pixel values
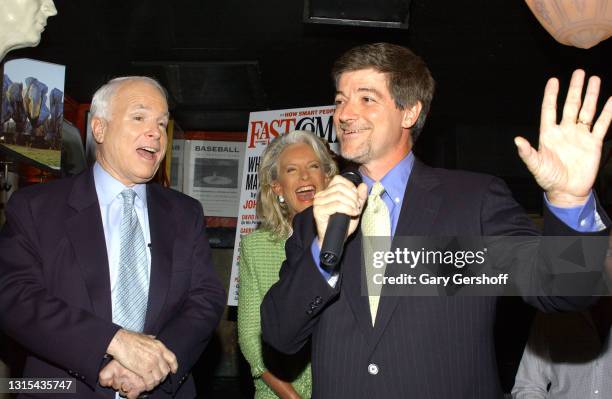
left=577, top=118, right=592, bottom=127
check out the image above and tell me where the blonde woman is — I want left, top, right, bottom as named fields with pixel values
left=238, top=130, right=337, bottom=398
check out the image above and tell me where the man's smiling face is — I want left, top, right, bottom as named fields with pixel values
left=333, top=68, right=414, bottom=174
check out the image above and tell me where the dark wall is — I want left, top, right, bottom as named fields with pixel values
left=7, top=0, right=610, bottom=207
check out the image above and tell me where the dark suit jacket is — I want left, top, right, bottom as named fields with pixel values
left=0, top=168, right=226, bottom=398
left=261, top=160, right=610, bottom=399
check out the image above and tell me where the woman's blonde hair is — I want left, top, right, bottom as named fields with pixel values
left=256, top=130, right=338, bottom=240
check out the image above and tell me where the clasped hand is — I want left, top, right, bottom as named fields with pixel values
left=98, top=329, right=178, bottom=398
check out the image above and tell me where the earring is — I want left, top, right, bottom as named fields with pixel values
left=278, top=195, right=285, bottom=203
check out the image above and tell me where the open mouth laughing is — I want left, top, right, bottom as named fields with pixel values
left=295, top=185, right=316, bottom=202
left=136, top=146, right=159, bottom=161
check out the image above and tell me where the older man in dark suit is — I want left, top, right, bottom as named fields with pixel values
left=0, top=76, right=225, bottom=398
left=261, top=43, right=611, bottom=398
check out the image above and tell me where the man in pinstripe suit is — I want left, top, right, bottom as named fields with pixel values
left=261, top=43, right=611, bottom=398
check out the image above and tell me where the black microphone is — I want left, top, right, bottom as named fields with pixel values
left=320, top=171, right=362, bottom=272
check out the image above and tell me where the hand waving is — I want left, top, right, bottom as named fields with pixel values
left=515, top=69, right=611, bottom=207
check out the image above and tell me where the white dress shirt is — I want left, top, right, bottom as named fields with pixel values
left=92, top=163, right=152, bottom=309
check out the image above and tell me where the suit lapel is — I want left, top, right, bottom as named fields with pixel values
left=143, top=184, right=175, bottom=333
left=65, top=169, right=113, bottom=321
left=341, top=232, right=377, bottom=340
left=369, top=160, right=442, bottom=349
left=64, top=171, right=176, bottom=330
left=391, top=161, right=442, bottom=238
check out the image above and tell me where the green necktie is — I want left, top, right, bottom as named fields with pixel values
left=361, top=182, right=391, bottom=326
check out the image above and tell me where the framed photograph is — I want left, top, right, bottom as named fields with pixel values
left=1, top=58, right=65, bottom=173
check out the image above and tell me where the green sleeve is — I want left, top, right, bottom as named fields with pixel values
left=237, top=238, right=267, bottom=378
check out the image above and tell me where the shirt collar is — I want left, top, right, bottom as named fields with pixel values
left=93, top=162, right=147, bottom=207
left=361, top=152, right=415, bottom=202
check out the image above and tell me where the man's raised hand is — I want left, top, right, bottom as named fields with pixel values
left=515, top=69, right=611, bottom=207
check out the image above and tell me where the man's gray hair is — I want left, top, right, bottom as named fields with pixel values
left=90, top=76, right=167, bottom=120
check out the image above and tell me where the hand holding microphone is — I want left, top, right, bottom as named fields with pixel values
left=313, top=171, right=368, bottom=272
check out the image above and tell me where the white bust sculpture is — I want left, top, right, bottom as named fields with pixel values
left=0, top=0, right=57, bottom=62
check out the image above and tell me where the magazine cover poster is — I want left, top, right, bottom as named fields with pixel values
left=1, top=58, right=66, bottom=171
left=228, top=105, right=339, bottom=305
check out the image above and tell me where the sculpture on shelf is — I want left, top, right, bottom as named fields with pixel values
left=0, top=0, right=57, bottom=62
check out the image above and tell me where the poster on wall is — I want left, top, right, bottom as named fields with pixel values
left=166, top=120, right=185, bottom=192
left=0, top=58, right=65, bottom=171
left=170, top=137, right=185, bottom=192
left=182, top=140, right=245, bottom=217
left=227, top=105, right=339, bottom=306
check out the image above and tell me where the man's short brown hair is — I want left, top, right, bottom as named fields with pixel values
left=332, top=42, right=435, bottom=142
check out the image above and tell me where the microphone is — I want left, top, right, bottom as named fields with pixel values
left=320, top=171, right=362, bottom=272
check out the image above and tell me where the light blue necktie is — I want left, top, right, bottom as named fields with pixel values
left=113, top=189, right=149, bottom=332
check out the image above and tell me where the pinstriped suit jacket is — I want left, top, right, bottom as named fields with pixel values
left=261, top=160, right=610, bottom=399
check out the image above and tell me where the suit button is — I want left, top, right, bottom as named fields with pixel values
left=306, top=309, right=313, bottom=315
left=314, top=296, right=322, bottom=305
left=367, top=363, right=379, bottom=375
